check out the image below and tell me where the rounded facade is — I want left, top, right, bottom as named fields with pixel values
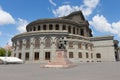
left=12, top=11, right=95, bottom=63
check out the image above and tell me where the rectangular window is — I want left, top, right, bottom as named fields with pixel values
left=49, top=24, right=53, bottom=30
left=85, top=44, right=89, bottom=50
left=78, top=52, right=82, bottom=58
left=96, top=53, right=101, bottom=58
left=18, top=53, right=22, bottom=59
left=38, top=26, right=41, bottom=30
left=69, top=52, right=73, bottom=58
left=68, top=26, right=71, bottom=33
left=80, top=29, right=84, bottom=36
left=69, top=42, right=73, bottom=48
left=55, top=24, right=59, bottom=30
left=43, top=25, right=46, bottom=30
left=86, top=52, right=89, bottom=58
left=25, top=52, right=29, bottom=60
left=78, top=43, right=82, bottom=49
left=34, top=52, right=39, bottom=60
left=62, top=25, right=66, bottom=30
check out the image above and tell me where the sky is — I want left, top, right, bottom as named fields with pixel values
left=0, top=0, right=120, bottom=47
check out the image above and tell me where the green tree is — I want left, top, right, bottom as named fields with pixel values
left=8, top=50, right=11, bottom=56
left=0, top=48, right=6, bottom=56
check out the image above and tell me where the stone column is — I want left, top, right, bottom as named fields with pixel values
left=66, top=25, right=68, bottom=32
left=29, top=37, right=34, bottom=61
left=51, top=37, right=56, bottom=61
left=46, top=24, right=49, bottom=30
left=16, top=40, right=19, bottom=58
left=59, top=24, right=62, bottom=30
left=22, top=39, right=26, bottom=61
left=74, top=42, right=78, bottom=60
left=53, top=24, right=55, bottom=30
left=35, top=25, right=38, bottom=31
left=41, top=24, right=43, bottom=30
left=40, top=37, right=44, bottom=61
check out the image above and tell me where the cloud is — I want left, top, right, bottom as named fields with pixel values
left=16, top=18, right=29, bottom=33
left=7, top=38, right=12, bottom=46
left=0, top=31, right=2, bottom=36
left=80, top=0, right=100, bottom=16
left=49, top=0, right=56, bottom=6
left=52, top=0, right=100, bottom=17
left=90, top=14, right=120, bottom=37
left=0, top=7, right=15, bottom=25
left=52, top=5, right=74, bottom=17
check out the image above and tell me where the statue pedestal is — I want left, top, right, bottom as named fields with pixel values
left=44, top=49, right=73, bottom=68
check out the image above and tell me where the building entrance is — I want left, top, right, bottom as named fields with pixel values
left=45, top=52, right=51, bottom=60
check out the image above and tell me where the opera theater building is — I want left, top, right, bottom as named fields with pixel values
left=11, top=11, right=119, bottom=63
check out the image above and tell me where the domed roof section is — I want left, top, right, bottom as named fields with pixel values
left=26, top=10, right=88, bottom=30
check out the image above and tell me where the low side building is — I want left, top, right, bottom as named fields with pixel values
left=11, top=11, right=119, bottom=63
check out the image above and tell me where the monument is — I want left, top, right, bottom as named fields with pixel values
left=44, top=37, right=73, bottom=68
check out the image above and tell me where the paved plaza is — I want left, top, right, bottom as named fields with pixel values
left=0, top=62, right=120, bottom=80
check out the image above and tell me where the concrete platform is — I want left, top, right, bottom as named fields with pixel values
left=0, top=62, right=120, bottom=80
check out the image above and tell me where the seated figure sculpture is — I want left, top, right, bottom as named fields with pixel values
left=58, top=37, right=67, bottom=49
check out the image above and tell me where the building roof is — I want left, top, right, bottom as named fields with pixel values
left=26, top=11, right=89, bottom=30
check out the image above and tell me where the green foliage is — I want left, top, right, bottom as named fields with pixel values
left=0, top=48, right=11, bottom=57
left=8, top=50, right=11, bottom=56
left=0, top=48, right=6, bottom=56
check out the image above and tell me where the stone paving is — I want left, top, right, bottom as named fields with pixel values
left=0, top=62, right=120, bottom=80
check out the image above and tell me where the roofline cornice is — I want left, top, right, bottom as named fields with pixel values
left=26, top=18, right=88, bottom=29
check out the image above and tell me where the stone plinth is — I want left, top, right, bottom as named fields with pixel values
left=44, top=49, right=73, bottom=68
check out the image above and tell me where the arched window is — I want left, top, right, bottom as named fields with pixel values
left=45, top=38, right=51, bottom=48
left=68, top=26, right=71, bottom=33
left=62, top=25, right=66, bottom=30
left=49, top=24, right=53, bottom=30
left=26, top=39, right=30, bottom=49
left=55, top=24, right=59, bottom=30
left=96, top=53, right=101, bottom=58
left=35, top=38, right=40, bottom=48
